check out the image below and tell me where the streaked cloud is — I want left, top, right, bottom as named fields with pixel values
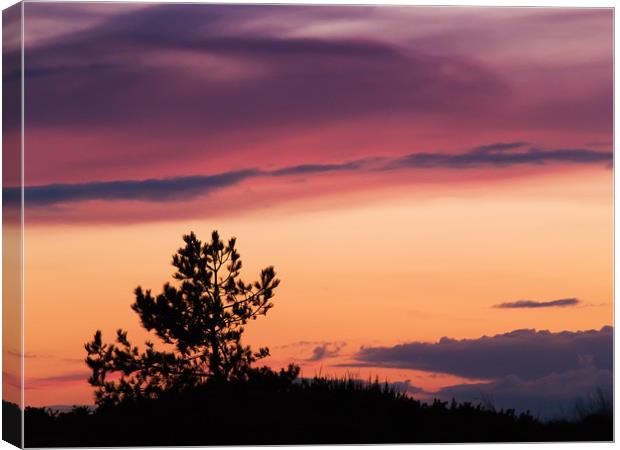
left=494, top=298, right=580, bottom=309
left=6, top=144, right=611, bottom=207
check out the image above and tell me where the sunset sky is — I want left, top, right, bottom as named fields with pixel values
left=3, top=3, right=612, bottom=418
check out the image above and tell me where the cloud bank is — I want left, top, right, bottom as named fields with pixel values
left=354, top=326, right=612, bottom=380
left=351, top=326, right=612, bottom=418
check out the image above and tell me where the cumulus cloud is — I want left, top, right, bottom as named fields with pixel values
left=494, top=298, right=580, bottom=309
left=354, top=326, right=612, bottom=380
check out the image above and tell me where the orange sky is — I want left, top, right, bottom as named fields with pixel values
left=19, top=167, right=612, bottom=406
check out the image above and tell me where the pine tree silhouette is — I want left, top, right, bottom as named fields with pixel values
left=85, top=231, right=284, bottom=406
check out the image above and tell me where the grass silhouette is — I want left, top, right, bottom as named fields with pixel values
left=19, top=371, right=612, bottom=446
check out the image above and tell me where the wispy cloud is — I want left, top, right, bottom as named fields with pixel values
left=25, top=371, right=91, bottom=389
left=307, top=343, right=346, bottom=361
left=494, top=298, right=580, bottom=309
left=7, top=350, right=38, bottom=358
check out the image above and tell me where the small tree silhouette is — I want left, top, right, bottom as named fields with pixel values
left=85, top=230, right=285, bottom=405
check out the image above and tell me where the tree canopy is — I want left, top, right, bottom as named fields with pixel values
left=85, top=230, right=286, bottom=405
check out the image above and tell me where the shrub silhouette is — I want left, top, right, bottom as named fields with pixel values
left=85, top=230, right=293, bottom=406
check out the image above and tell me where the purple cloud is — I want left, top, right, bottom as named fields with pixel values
left=19, top=4, right=505, bottom=140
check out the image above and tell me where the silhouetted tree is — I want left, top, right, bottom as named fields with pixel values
left=85, top=231, right=282, bottom=405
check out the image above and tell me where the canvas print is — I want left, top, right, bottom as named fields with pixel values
left=2, top=2, right=614, bottom=447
